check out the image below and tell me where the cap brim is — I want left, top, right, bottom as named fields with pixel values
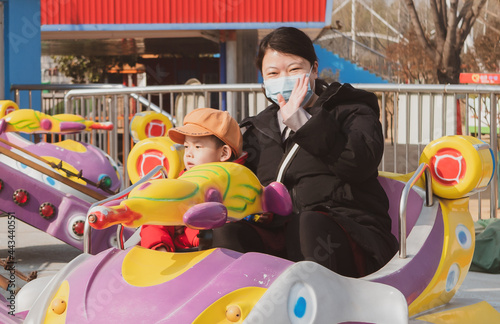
left=168, top=124, right=212, bottom=144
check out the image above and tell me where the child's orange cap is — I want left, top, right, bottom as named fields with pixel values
left=168, top=108, right=243, bottom=156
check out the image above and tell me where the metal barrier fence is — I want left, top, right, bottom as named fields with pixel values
left=61, top=84, right=268, bottom=186
left=11, top=83, right=126, bottom=114
left=11, top=83, right=500, bottom=219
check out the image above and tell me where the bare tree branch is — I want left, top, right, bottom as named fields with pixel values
left=439, top=0, right=448, bottom=32
left=458, top=0, right=474, bottom=21
left=458, top=0, right=487, bottom=45
left=430, top=0, right=446, bottom=52
left=442, top=0, right=459, bottom=61
left=402, top=0, right=437, bottom=59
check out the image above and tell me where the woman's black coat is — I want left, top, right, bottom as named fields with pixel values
left=240, top=82, right=399, bottom=270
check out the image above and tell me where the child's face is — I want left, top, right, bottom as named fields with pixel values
left=183, top=135, right=230, bottom=170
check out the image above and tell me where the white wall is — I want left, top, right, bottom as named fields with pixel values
left=397, top=93, right=457, bottom=144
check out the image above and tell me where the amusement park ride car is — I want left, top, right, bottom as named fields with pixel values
left=1, top=101, right=500, bottom=323
left=0, top=101, right=127, bottom=255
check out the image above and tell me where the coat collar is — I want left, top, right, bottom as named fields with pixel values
left=240, top=104, right=282, bottom=144
left=314, top=82, right=380, bottom=118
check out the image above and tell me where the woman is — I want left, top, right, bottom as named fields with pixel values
left=212, top=27, right=398, bottom=277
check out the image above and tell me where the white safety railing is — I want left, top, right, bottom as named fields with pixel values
left=11, top=83, right=126, bottom=114
left=11, top=83, right=500, bottom=219
left=62, top=84, right=268, bottom=185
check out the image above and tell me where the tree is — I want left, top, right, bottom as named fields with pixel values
left=386, top=30, right=438, bottom=83
left=402, top=0, right=487, bottom=84
left=463, top=33, right=500, bottom=73
left=462, top=17, right=500, bottom=73
left=53, top=55, right=138, bottom=84
left=322, top=0, right=402, bottom=81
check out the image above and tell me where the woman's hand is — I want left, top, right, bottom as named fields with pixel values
left=278, top=73, right=309, bottom=121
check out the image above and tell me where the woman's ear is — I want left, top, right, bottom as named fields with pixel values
left=219, top=145, right=232, bottom=162
left=313, top=61, right=319, bottom=78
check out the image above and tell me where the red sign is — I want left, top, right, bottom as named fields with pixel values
left=459, top=73, right=500, bottom=84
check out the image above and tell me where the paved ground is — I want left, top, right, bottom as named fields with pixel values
left=0, top=216, right=80, bottom=300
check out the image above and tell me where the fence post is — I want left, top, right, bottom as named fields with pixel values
left=492, top=92, right=498, bottom=218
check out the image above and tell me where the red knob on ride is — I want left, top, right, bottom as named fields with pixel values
left=72, top=220, right=85, bottom=236
left=13, top=189, right=29, bottom=206
left=39, top=202, right=56, bottom=219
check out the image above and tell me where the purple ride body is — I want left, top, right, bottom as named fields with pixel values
left=52, top=249, right=292, bottom=323
left=371, top=178, right=444, bottom=305
left=0, top=133, right=128, bottom=254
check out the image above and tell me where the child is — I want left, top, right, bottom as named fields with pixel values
left=140, top=108, right=243, bottom=252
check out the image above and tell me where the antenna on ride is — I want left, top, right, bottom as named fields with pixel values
left=48, top=160, right=116, bottom=195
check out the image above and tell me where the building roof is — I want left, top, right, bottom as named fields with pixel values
left=41, top=0, right=333, bottom=32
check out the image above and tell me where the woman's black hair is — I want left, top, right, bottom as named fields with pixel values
left=256, top=27, right=317, bottom=72
left=256, top=27, right=329, bottom=95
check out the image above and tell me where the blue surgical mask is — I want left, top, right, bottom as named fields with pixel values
left=264, top=67, right=314, bottom=107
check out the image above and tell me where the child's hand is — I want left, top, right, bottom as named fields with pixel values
left=155, top=245, right=168, bottom=252
left=174, top=226, right=185, bottom=235
left=254, top=212, right=274, bottom=224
